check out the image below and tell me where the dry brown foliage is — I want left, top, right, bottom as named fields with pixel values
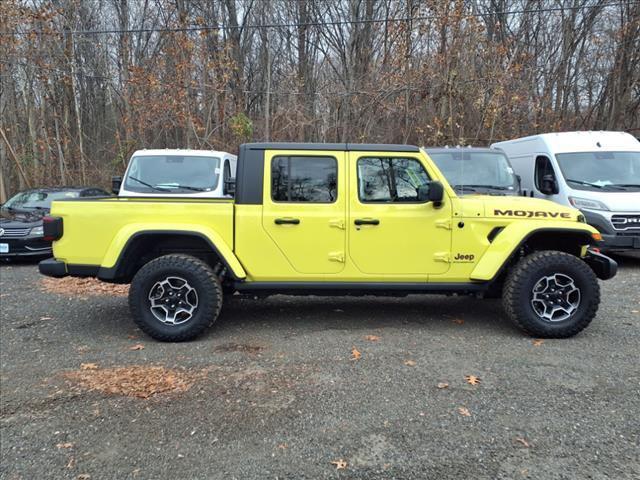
left=64, top=365, right=197, bottom=399
left=41, top=277, right=129, bottom=297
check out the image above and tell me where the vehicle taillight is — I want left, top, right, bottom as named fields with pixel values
left=43, top=216, right=63, bottom=241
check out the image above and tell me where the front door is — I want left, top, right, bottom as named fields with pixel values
left=348, top=152, right=452, bottom=276
left=262, top=150, right=346, bottom=274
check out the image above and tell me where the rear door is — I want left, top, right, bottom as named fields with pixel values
left=262, top=150, right=346, bottom=274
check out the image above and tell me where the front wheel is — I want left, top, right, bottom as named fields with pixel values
left=129, top=254, right=223, bottom=341
left=502, top=251, right=600, bottom=338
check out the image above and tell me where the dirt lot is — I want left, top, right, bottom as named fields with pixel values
left=1, top=256, right=639, bottom=479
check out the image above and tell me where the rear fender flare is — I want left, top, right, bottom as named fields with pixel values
left=99, top=224, right=246, bottom=280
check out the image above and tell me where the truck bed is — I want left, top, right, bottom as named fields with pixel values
left=50, top=197, right=235, bottom=269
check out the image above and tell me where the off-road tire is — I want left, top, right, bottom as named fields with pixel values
left=502, top=250, right=600, bottom=338
left=129, top=254, right=223, bottom=341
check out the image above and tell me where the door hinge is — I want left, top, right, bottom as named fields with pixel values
left=329, top=219, right=345, bottom=230
left=434, top=252, right=451, bottom=263
left=435, top=219, right=452, bottom=230
left=328, top=251, right=345, bottom=263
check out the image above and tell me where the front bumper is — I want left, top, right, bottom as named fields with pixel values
left=581, top=209, right=640, bottom=251
left=584, top=251, right=617, bottom=280
left=601, top=233, right=640, bottom=250
left=0, top=238, right=52, bottom=258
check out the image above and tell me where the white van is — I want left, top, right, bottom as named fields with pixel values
left=113, top=149, right=237, bottom=198
left=493, top=131, right=640, bottom=252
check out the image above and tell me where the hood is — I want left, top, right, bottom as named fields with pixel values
left=561, top=189, right=640, bottom=212
left=0, top=208, right=47, bottom=228
left=458, top=195, right=581, bottom=221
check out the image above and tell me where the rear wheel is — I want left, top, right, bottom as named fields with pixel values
left=502, top=251, right=600, bottom=338
left=129, top=254, right=222, bottom=341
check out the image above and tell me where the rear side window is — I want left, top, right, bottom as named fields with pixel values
left=534, top=156, right=555, bottom=190
left=358, top=157, right=430, bottom=202
left=271, top=156, right=337, bottom=203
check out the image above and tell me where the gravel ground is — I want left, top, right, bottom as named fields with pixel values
left=1, top=256, right=639, bottom=479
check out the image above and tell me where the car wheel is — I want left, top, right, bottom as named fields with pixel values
left=502, top=250, right=600, bottom=338
left=129, top=254, right=222, bottom=342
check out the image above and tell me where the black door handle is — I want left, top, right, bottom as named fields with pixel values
left=275, top=217, right=300, bottom=225
left=354, top=218, right=380, bottom=226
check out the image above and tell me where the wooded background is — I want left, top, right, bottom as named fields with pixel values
left=1, top=0, right=639, bottom=200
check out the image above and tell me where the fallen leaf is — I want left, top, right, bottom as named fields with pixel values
left=41, top=277, right=128, bottom=297
left=404, top=360, right=417, bottom=367
left=127, top=335, right=138, bottom=340
left=331, top=459, right=347, bottom=470
left=364, top=335, right=380, bottom=342
left=437, top=382, right=449, bottom=389
left=532, top=339, right=544, bottom=347
left=277, top=443, right=288, bottom=450
left=515, top=437, right=531, bottom=448
left=64, top=365, right=198, bottom=399
left=56, top=442, right=74, bottom=449
left=451, top=319, right=464, bottom=325
left=76, top=475, right=91, bottom=480
left=458, top=407, right=471, bottom=417
left=129, top=344, right=145, bottom=351
left=80, top=363, right=98, bottom=370
left=350, top=347, right=361, bottom=361
left=465, top=375, right=481, bottom=385
left=40, top=316, right=52, bottom=321
left=66, top=456, right=76, bottom=469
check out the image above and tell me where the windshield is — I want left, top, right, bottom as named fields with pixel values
left=123, top=155, right=220, bottom=193
left=426, top=150, right=517, bottom=191
left=555, top=151, right=640, bottom=191
left=3, top=190, right=79, bottom=210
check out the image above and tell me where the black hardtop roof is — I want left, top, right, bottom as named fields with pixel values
left=242, top=142, right=420, bottom=153
left=425, top=146, right=504, bottom=154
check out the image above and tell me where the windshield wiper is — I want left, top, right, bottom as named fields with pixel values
left=128, top=176, right=171, bottom=192
left=565, top=179, right=624, bottom=190
left=155, top=183, right=208, bottom=192
left=608, top=183, right=640, bottom=188
left=452, top=185, right=478, bottom=192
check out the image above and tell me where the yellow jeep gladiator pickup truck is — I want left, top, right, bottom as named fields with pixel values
left=39, top=143, right=617, bottom=341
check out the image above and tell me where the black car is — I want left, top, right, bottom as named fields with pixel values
left=0, top=187, right=109, bottom=259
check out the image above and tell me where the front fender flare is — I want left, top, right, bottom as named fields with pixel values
left=470, top=223, right=597, bottom=282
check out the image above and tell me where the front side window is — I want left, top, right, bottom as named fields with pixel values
left=534, top=156, right=555, bottom=191
left=555, top=151, right=640, bottom=191
left=123, top=155, right=220, bottom=193
left=358, top=157, right=430, bottom=202
left=271, top=156, right=337, bottom=202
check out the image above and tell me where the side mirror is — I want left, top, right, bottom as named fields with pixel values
left=417, top=181, right=444, bottom=206
left=111, top=176, right=122, bottom=195
left=223, top=177, right=236, bottom=196
left=540, top=174, right=558, bottom=195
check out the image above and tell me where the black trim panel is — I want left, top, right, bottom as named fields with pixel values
left=235, top=145, right=264, bottom=204
left=233, top=281, right=487, bottom=296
